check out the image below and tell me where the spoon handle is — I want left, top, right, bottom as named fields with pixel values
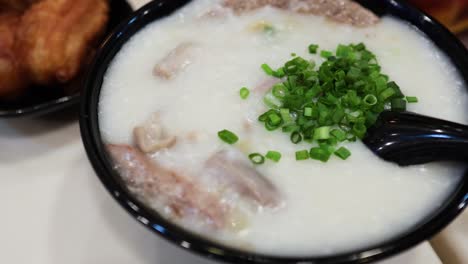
left=364, top=111, right=468, bottom=166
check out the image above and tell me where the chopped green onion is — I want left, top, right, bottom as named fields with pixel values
left=319, top=143, right=335, bottom=155
left=330, top=129, right=346, bottom=142
left=217, top=130, right=238, bottom=144
left=266, top=151, right=282, bottom=162
left=308, top=44, right=319, bottom=54
left=332, top=108, right=345, bottom=123
left=239, top=87, right=250, bottom=99
left=309, top=147, right=331, bottom=162
left=320, top=50, right=333, bottom=58
left=261, top=63, right=275, bottom=76
left=265, top=122, right=281, bottom=131
left=249, top=153, right=265, bottom=165
left=258, top=109, right=274, bottom=122
left=363, top=94, right=377, bottom=106
left=313, top=126, right=331, bottom=140
left=263, top=93, right=282, bottom=109
left=379, top=87, right=396, bottom=101
left=291, top=131, right=302, bottom=144
left=387, top=81, right=404, bottom=98
left=268, top=113, right=282, bottom=125
left=406, top=96, right=418, bottom=103
left=280, top=108, right=293, bottom=123
left=391, top=98, right=406, bottom=112
left=304, top=107, right=313, bottom=117
left=354, top=43, right=366, bottom=51
left=272, top=83, right=288, bottom=98
left=334, top=147, right=351, bottom=160
left=273, top=67, right=285, bottom=78
left=252, top=42, right=418, bottom=163
left=352, top=123, right=367, bottom=139
left=327, top=137, right=338, bottom=146
left=282, top=124, right=299, bottom=133
left=295, top=150, right=309, bottom=160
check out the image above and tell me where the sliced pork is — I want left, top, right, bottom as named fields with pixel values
left=107, top=144, right=228, bottom=229
left=153, top=42, right=197, bottom=79
left=133, top=113, right=176, bottom=153
left=205, top=149, right=281, bottom=208
left=224, top=0, right=379, bottom=27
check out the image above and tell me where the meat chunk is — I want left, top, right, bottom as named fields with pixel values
left=223, top=0, right=379, bottom=27
left=153, top=42, right=197, bottom=80
left=289, top=0, right=379, bottom=27
left=223, top=0, right=288, bottom=13
left=133, top=113, right=176, bottom=153
left=199, top=6, right=229, bottom=19
left=107, top=144, right=228, bottom=229
left=205, top=149, right=281, bottom=208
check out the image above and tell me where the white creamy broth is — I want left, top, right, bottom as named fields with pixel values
left=99, top=0, right=467, bottom=256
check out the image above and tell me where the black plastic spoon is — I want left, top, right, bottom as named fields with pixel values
left=362, top=111, right=468, bottom=166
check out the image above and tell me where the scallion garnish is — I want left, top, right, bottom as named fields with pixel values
left=308, top=44, right=318, bottom=54
left=391, top=98, right=406, bottom=112
left=406, top=96, right=418, bottom=103
left=217, top=129, right=238, bottom=144
left=309, top=147, right=331, bottom=162
left=313, top=126, right=331, bottom=140
left=304, top=107, right=313, bottom=117
left=266, top=151, right=282, bottom=162
left=229, top=43, right=418, bottom=164
left=363, top=94, right=378, bottom=106
left=261, top=63, right=275, bottom=76
left=331, top=129, right=346, bottom=142
left=295, top=150, right=309, bottom=160
left=249, top=153, right=265, bottom=164
left=268, top=113, right=282, bottom=126
left=280, top=108, right=292, bottom=124
left=320, top=50, right=333, bottom=58
left=239, top=42, right=419, bottom=163
left=334, top=147, right=351, bottom=160
left=240, top=87, right=250, bottom=99
left=291, top=131, right=302, bottom=144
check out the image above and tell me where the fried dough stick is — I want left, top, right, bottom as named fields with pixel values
left=0, top=0, right=37, bottom=12
left=0, top=12, right=29, bottom=97
left=16, top=0, right=109, bottom=85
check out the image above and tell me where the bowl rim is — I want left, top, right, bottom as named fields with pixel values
left=80, top=0, right=468, bottom=263
left=0, top=93, right=80, bottom=118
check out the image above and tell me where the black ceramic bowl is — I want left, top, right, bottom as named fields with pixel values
left=80, top=0, right=468, bottom=263
left=0, top=0, right=132, bottom=118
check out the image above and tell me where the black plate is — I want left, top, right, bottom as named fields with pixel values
left=80, top=1, right=468, bottom=263
left=0, top=0, right=133, bottom=118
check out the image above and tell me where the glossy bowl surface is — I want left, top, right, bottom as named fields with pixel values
left=80, top=1, right=468, bottom=263
left=0, top=0, right=133, bottom=118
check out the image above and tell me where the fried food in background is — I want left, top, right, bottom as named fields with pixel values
left=408, top=0, right=468, bottom=33
left=0, top=12, right=29, bottom=98
left=0, top=0, right=36, bottom=12
left=16, top=0, right=109, bottom=85
left=0, top=0, right=109, bottom=99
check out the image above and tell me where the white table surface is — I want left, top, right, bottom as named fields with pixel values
left=0, top=0, right=460, bottom=263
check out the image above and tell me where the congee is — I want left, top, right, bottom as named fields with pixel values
left=99, top=0, right=467, bottom=256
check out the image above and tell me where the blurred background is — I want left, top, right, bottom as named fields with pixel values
left=408, top=0, right=468, bottom=45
